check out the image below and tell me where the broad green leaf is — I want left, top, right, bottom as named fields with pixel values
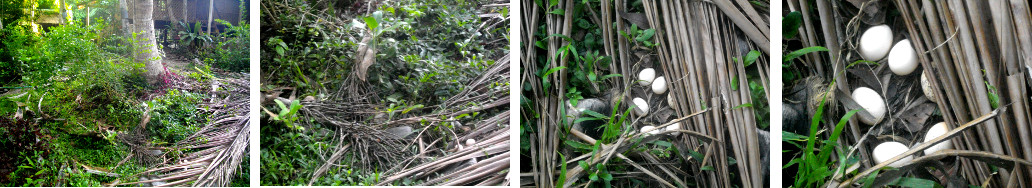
left=364, top=17, right=379, bottom=30
left=783, top=11, right=803, bottom=39
left=744, top=50, right=760, bottom=67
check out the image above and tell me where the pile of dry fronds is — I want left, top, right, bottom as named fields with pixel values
left=116, top=73, right=251, bottom=187
left=521, top=0, right=769, bottom=187
left=299, top=55, right=511, bottom=186
left=786, top=0, right=1032, bottom=187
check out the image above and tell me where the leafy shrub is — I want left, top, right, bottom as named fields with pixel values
left=0, top=25, right=39, bottom=84
left=201, top=19, right=250, bottom=72
left=146, top=89, right=202, bottom=144
left=261, top=0, right=508, bottom=105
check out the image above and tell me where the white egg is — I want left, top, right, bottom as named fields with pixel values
left=921, top=72, right=937, bottom=103
left=923, top=122, right=953, bottom=155
left=852, top=87, right=887, bottom=125
left=641, top=125, right=659, bottom=135
left=465, top=139, right=476, bottom=147
left=859, top=25, right=894, bottom=61
left=888, top=39, right=918, bottom=75
left=638, top=68, right=656, bottom=86
left=873, top=141, right=913, bottom=168
left=632, top=97, right=649, bottom=116
left=652, top=76, right=668, bottom=94
left=665, top=122, right=681, bottom=136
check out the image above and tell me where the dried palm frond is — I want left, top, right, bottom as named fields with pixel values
left=116, top=75, right=251, bottom=187
left=379, top=112, right=510, bottom=186
left=302, top=55, right=511, bottom=186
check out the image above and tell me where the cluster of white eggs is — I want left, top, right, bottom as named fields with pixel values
left=859, top=25, right=918, bottom=76
left=872, top=122, right=953, bottom=167
left=632, top=68, right=669, bottom=117
left=860, top=25, right=951, bottom=167
left=632, top=68, right=678, bottom=135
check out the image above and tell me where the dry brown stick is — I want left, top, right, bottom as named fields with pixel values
left=308, top=139, right=351, bottom=185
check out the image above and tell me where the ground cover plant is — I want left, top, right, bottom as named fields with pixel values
left=0, top=0, right=250, bottom=186
left=259, top=0, right=511, bottom=186
left=782, top=0, right=1032, bottom=187
left=520, top=0, right=770, bottom=187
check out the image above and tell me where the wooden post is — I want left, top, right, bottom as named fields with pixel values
left=206, top=0, right=213, bottom=34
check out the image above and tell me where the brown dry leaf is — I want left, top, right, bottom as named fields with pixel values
left=355, top=35, right=376, bottom=81
left=899, top=103, right=935, bottom=133
left=357, top=47, right=378, bottom=81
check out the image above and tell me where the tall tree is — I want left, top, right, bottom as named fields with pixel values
left=133, top=0, right=165, bottom=85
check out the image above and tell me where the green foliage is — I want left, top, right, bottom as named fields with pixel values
left=199, top=20, right=250, bottom=72
left=174, top=21, right=214, bottom=53
left=783, top=11, right=803, bottom=39
left=261, top=122, right=377, bottom=185
left=262, top=0, right=507, bottom=105
left=783, top=46, right=828, bottom=82
left=272, top=99, right=304, bottom=131
left=0, top=0, right=26, bottom=28
left=146, top=89, right=203, bottom=144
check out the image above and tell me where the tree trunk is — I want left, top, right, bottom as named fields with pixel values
left=59, top=0, right=66, bottom=24
left=134, top=0, right=166, bottom=85
left=206, top=0, right=214, bottom=34
left=120, top=0, right=131, bottom=35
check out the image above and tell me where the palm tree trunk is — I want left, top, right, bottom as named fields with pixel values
left=206, top=0, right=214, bottom=34
left=134, top=0, right=166, bottom=85
left=59, top=0, right=66, bottom=24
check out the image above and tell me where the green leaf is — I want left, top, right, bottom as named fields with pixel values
left=784, top=46, right=828, bottom=63
left=542, top=66, right=567, bottom=77
left=573, top=117, right=601, bottom=124
left=580, top=109, right=608, bottom=120
left=402, top=104, right=424, bottom=114
left=732, top=103, right=753, bottom=109
left=652, top=140, right=672, bottom=148
left=700, top=166, right=714, bottom=171
left=600, top=74, right=622, bottom=80
left=600, top=171, right=613, bottom=181
left=636, top=29, right=655, bottom=42
left=783, top=11, right=803, bottom=39
left=731, top=76, right=739, bottom=90
left=288, top=99, right=302, bottom=116
left=549, top=9, right=565, bottom=15
left=556, top=153, right=567, bottom=188
left=363, top=16, right=379, bottom=30
left=275, top=100, right=288, bottom=116
left=744, top=50, right=760, bottom=67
